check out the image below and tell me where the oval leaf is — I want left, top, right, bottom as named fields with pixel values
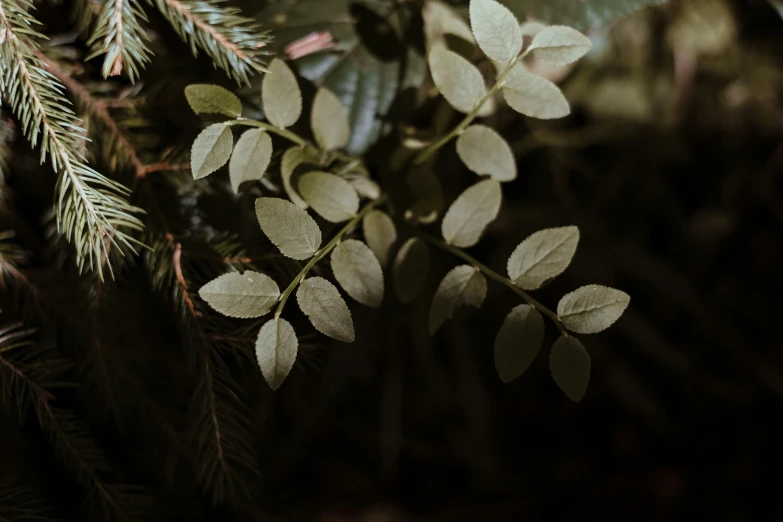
left=199, top=271, right=280, bottom=319
left=428, top=265, right=487, bottom=335
left=429, top=45, right=487, bottom=113
left=393, top=238, right=430, bottom=303
left=529, top=25, right=591, bottom=65
left=423, top=0, right=476, bottom=50
left=191, top=124, right=233, bottom=179
left=185, top=84, right=242, bottom=117
left=550, top=335, right=590, bottom=402
left=456, top=125, right=517, bottom=181
left=296, top=277, right=355, bottom=342
left=281, top=146, right=319, bottom=209
left=362, top=210, right=397, bottom=266
left=557, top=285, right=630, bottom=334
left=507, top=226, right=580, bottom=290
left=262, top=58, right=303, bottom=128
left=502, top=64, right=570, bottom=119
left=229, top=129, right=272, bottom=192
left=494, top=305, right=545, bottom=383
left=255, top=197, right=322, bottom=260
left=256, top=318, right=298, bottom=390
left=469, top=0, right=523, bottom=64
left=298, top=171, right=359, bottom=223
left=331, top=239, right=384, bottom=308
left=311, top=87, right=350, bottom=151
left=441, top=179, right=502, bottom=247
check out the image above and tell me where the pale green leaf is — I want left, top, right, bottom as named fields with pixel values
left=296, top=277, right=355, bottom=342
left=502, top=64, right=570, bottom=119
left=428, top=44, right=487, bottom=113
left=550, top=335, right=590, bottom=402
left=456, top=125, right=517, bottom=182
left=557, top=285, right=630, bottom=334
left=229, top=129, right=272, bottom=192
left=423, top=0, right=475, bottom=50
left=298, top=172, right=359, bottom=223
left=191, top=124, right=233, bottom=180
left=507, top=226, right=579, bottom=290
left=494, top=305, right=545, bottom=383
left=504, top=0, right=666, bottom=30
left=255, top=197, right=322, bottom=260
left=428, top=265, right=487, bottom=335
left=262, top=58, right=303, bottom=128
left=469, top=0, right=523, bottom=64
left=185, top=84, right=242, bottom=117
left=311, top=87, right=350, bottom=151
left=198, top=271, right=280, bottom=319
left=362, top=210, right=397, bottom=266
left=280, top=146, right=319, bottom=209
left=348, top=176, right=381, bottom=200
left=393, top=238, right=429, bottom=303
left=529, top=25, right=592, bottom=65
left=331, top=239, right=384, bottom=308
left=256, top=318, right=298, bottom=390
left=441, top=179, right=502, bottom=247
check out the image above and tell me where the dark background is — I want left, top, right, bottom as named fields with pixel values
left=1, top=0, right=783, bottom=520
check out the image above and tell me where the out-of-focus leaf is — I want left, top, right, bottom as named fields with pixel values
left=503, top=0, right=667, bottom=30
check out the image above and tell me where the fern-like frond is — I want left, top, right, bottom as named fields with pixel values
left=0, top=323, right=157, bottom=522
left=87, top=0, right=153, bottom=82
left=148, top=0, right=271, bottom=84
left=0, top=479, right=59, bottom=522
left=0, top=0, right=144, bottom=280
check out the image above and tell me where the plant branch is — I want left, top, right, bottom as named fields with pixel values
left=227, top=118, right=309, bottom=148
left=415, top=229, right=568, bottom=336
left=275, top=196, right=387, bottom=318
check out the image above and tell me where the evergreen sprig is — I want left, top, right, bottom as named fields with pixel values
left=0, top=0, right=143, bottom=280
left=88, top=0, right=153, bottom=82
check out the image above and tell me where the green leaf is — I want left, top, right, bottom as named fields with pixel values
left=331, top=239, right=384, bottom=308
left=262, top=58, right=303, bottom=128
left=255, top=197, right=322, bottom=260
left=296, top=277, right=355, bottom=342
left=362, top=210, right=397, bottom=266
left=469, top=0, right=523, bottom=64
left=297, top=172, right=359, bottom=223
left=456, top=124, right=517, bottom=181
left=280, top=146, right=319, bottom=209
left=229, top=129, right=272, bottom=192
left=502, top=64, right=570, bottom=119
left=198, top=271, right=281, bottom=319
left=507, top=226, right=579, bottom=290
left=529, top=25, right=592, bottom=65
left=441, top=179, right=502, bottom=247
left=494, top=305, right=545, bottom=383
left=348, top=176, right=381, bottom=200
left=557, top=285, right=630, bottom=334
left=311, top=87, right=350, bottom=151
left=257, top=0, right=427, bottom=155
left=185, top=84, right=242, bottom=117
left=191, top=123, right=233, bottom=179
left=393, top=238, right=430, bottom=304
left=428, top=44, right=487, bottom=114
left=423, top=0, right=475, bottom=50
left=256, top=318, right=298, bottom=390
left=550, top=335, right=590, bottom=402
left=428, top=265, right=487, bottom=335
left=503, top=0, right=667, bottom=30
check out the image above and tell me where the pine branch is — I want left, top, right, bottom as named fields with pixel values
left=145, top=231, right=259, bottom=504
left=87, top=0, right=153, bottom=82
left=0, top=0, right=144, bottom=280
left=148, top=0, right=271, bottom=84
left=0, top=479, right=59, bottom=522
left=0, top=324, right=156, bottom=522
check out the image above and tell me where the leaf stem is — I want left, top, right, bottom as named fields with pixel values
left=414, top=229, right=568, bottom=336
left=228, top=118, right=309, bottom=148
left=414, top=51, right=529, bottom=165
left=274, top=196, right=387, bottom=319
